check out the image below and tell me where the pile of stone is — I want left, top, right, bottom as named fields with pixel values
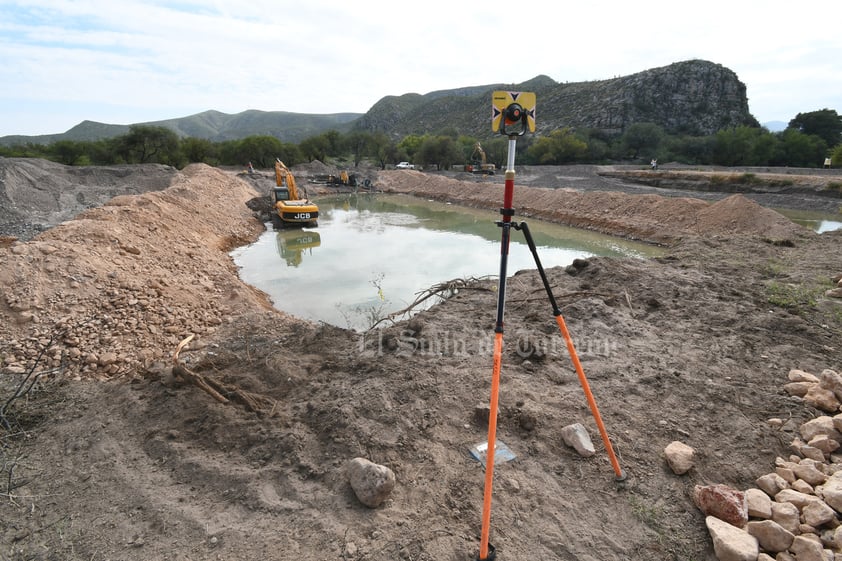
left=684, top=367, right=842, bottom=561
left=785, top=368, right=842, bottom=415
left=826, top=273, right=842, bottom=299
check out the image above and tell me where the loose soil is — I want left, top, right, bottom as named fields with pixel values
left=1, top=158, right=841, bottom=561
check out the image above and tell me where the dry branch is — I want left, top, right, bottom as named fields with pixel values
left=171, top=335, right=275, bottom=413
left=368, top=276, right=493, bottom=330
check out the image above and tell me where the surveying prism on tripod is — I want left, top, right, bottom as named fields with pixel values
left=475, top=91, right=625, bottom=561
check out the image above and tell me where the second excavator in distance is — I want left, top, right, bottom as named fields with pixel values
left=465, top=141, right=496, bottom=175
left=271, top=159, right=319, bottom=229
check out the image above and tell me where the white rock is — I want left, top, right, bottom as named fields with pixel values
left=789, top=534, right=826, bottom=561
left=756, top=473, right=789, bottom=497
left=808, top=434, right=840, bottom=456
left=820, top=369, right=842, bottom=401
left=818, top=472, right=842, bottom=512
left=560, top=423, right=595, bottom=458
left=745, top=488, right=772, bottom=519
left=793, top=462, right=828, bottom=486
left=664, top=441, right=695, bottom=475
left=746, top=520, right=794, bottom=553
left=775, top=488, right=821, bottom=509
left=705, top=516, right=758, bottom=561
left=790, top=369, right=821, bottom=383
left=802, top=500, right=836, bottom=527
left=801, top=416, right=841, bottom=442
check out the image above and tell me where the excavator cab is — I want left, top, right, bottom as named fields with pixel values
left=272, top=187, right=291, bottom=203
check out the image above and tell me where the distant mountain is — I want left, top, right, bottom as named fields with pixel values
left=1, top=60, right=759, bottom=147
left=763, top=121, right=787, bottom=132
left=0, top=110, right=362, bottom=147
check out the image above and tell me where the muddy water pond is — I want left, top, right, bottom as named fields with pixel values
left=231, top=194, right=662, bottom=331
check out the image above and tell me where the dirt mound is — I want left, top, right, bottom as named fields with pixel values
left=1, top=160, right=841, bottom=561
left=691, top=193, right=804, bottom=239
left=377, top=171, right=812, bottom=244
left=293, top=159, right=336, bottom=174
left=0, top=164, right=268, bottom=378
left=0, top=156, right=179, bottom=240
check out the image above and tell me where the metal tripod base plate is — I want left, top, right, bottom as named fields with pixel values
left=469, top=440, right=516, bottom=468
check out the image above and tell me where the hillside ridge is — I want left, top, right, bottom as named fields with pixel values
left=1, top=60, right=755, bottom=146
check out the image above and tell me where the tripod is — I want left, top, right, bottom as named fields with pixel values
left=477, top=95, right=625, bottom=561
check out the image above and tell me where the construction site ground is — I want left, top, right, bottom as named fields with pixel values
left=1, top=157, right=842, bottom=561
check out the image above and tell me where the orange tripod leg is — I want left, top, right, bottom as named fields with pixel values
left=555, top=314, right=626, bottom=480
left=516, top=221, right=626, bottom=481
left=479, top=332, right=503, bottom=560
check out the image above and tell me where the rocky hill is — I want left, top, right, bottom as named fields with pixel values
left=355, top=60, right=757, bottom=138
left=1, top=60, right=756, bottom=147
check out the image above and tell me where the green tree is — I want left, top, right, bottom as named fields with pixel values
left=788, top=109, right=842, bottom=147
left=397, top=134, right=425, bottom=162
left=116, top=125, right=180, bottom=164
left=48, top=140, right=86, bottom=165
left=344, top=131, right=375, bottom=167
left=299, top=135, right=331, bottom=162
left=417, top=136, right=462, bottom=170
left=712, top=126, right=765, bottom=166
left=368, top=132, right=392, bottom=169
left=619, top=122, right=664, bottom=159
left=322, top=130, right=344, bottom=157
left=481, top=137, right=508, bottom=169
left=527, top=128, right=588, bottom=164
left=749, top=132, right=781, bottom=166
left=237, top=135, right=285, bottom=168
left=181, top=137, right=218, bottom=165
left=829, top=144, right=842, bottom=168
left=777, top=129, right=827, bottom=167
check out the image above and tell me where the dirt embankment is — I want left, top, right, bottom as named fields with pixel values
left=1, top=160, right=841, bottom=561
left=377, top=170, right=813, bottom=245
left=0, top=164, right=269, bottom=378
left=600, top=167, right=842, bottom=197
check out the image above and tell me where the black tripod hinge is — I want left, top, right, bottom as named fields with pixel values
left=498, top=208, right=515, bottom=217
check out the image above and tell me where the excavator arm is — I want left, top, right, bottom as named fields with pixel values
left=275, top=159, right=301, bottom=200
left=471, top=142, right=487, bottom=166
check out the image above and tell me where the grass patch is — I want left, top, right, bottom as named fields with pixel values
left=761, top=259, right=788, bottom=279
left=766, top=280, right=824, bottom=311
left=708, top=173, right=794, bottom=188
left=825, top=181, right=842, bottom=193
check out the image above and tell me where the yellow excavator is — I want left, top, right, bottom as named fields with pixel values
left=466, top=141, right=496, bottom=175
left=271, top=159, right=319, bottom=229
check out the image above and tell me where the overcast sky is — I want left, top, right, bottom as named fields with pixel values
left=1, top=0, right=840, bottom=137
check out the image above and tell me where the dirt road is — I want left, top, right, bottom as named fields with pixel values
left=1, top=159, right=841, bottom=561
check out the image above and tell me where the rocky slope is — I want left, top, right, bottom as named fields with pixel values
left=356, top=60, right=756, bottom=138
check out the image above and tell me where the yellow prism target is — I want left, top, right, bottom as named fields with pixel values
left=491, top=90, right=536, bottom=133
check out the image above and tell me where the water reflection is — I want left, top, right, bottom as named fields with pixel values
left=232, top=194, right=661, bottom=331
left=275, top=230, right=321, bottom=267
left=776, top=208, right=842, bottom=233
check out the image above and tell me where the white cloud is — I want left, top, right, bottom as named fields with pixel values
left=0, top=0, right=840, bottom=136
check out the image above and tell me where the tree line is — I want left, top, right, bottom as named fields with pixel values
left=2, top=109, right=840, bottom=170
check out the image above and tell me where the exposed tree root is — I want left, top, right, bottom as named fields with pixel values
left=171, top=335, right=276, bottom=414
